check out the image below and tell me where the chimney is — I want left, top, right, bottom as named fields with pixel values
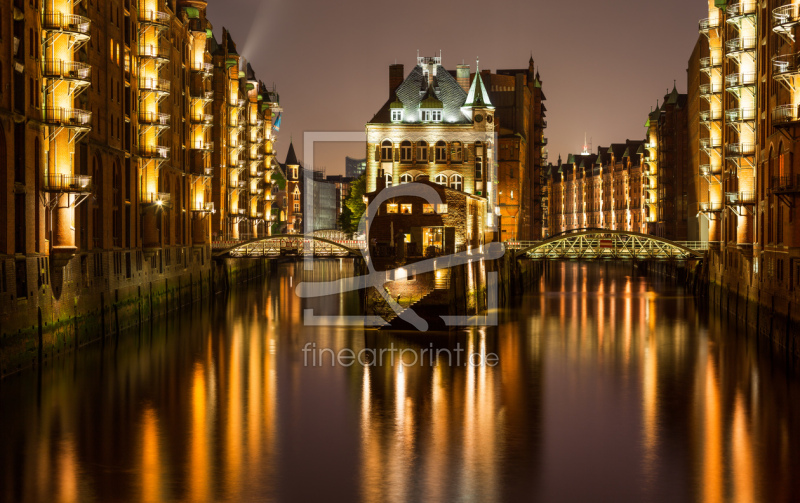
left=389, top=64, right=404, bottom=99
left=456, top=64, right=470, bottom=93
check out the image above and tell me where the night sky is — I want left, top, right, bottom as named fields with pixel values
left=206, top=0, right=707, bottom=174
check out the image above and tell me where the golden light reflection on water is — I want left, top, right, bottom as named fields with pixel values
left=2, top=262, right=800, bottom=502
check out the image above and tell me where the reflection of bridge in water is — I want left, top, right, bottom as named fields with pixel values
left=507, top=229, right=709, bottom=261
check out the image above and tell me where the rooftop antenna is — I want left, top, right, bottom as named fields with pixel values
left=476, top=57, right=480, bottom=72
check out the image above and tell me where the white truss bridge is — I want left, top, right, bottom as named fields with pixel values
left=213, top=235, right=366, bottom=258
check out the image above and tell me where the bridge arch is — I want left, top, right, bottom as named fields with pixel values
left=213, top=234, right=363, bottom=258
left=515, top=229, right=704, bottom=261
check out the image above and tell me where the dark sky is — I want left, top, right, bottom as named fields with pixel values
left=207, top=0, right=707, bottom=175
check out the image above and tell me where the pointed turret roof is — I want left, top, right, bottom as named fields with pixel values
left=285, top=141, right=298, bottom=166
left=464, top=63, right=493, bottom=108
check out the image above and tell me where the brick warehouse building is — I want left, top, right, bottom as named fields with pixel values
left=694, top=0, right=800, bottom=331
left=365, top=54, right=548, bottom=243
left=0, top=0, right=285, bottom=373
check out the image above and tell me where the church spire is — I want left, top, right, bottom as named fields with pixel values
left=463, top=58, right=493, bottom=109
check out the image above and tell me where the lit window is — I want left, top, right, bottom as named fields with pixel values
left=510, top=190, right=514, bottom=199
left=452, top=142, right=463, bottom=162
left=294, top=202, right=299, bottom=212
left=423, top=204, right=435, bottom=214
left=436, top=204, right=448, bottom=214
left=391, top=109, right=403, bottom=122
left=417, top=141, right=429, bottom=162
left=381, top=140, right=393, bottom=161
left=386, top=204, right=399, bottom=214
left=450, top=174, right=463, bottom=191
left=401, top=204, right=412, bottom=214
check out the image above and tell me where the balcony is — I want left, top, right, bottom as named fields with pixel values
left=699, top=202, right=724, bottom=212
left=699, top=52, right=723, bottom=70
left=726, top=2, right=757, bottom=20
left=190, top=113, right=213, bottom=125
left=772, top=174, right=800, bottom=194
left=191, top=141, right=214, bottom=151
left=725, top=37, right=757, bottom=56
left=699, top=138, right=722, bottom=150
left=139, top=43, right=170, bottom=62
left=43, top=107, right=92, bottom=130
left=42, top=60, right=91, bottom=84
left=773, top=53, right=800, bottom=77
left=138, top=111, right=170, bottom=126
left=725, top=72, right=757, bottom=90
left=699, top=110, right=722, bottom=123
left=141, top=192, right=171, bottom=207
left=138, top=9, right=170, bottom=28
left=699, top=83, right=723, bottom=97
left=139, top=145, right=170, bottom=160
left=190, top=202, right=215, bottom=214
left=42, top=12, right=91, bottom=40
left=772, top=104, right=800, bottom=127
left=725, top=108, right=756, bottom=123
left=190, top=61, right=214, bottom=75
left=699, top=17, right=721, bottom=34
left=139, top=77, right=170, bottom=94
left=726, top=191, right=756, bottom=205
left=41, top=174, right=92, bottom=194
left=726, top=143, right=755, bottom=157
left=192, top=90, right=215, bottom=101
left=773, top=4, right=800, bottom=41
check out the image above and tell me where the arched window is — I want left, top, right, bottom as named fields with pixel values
left=475, top=156, right=483, bottom=181
left=450, top=174, right=463, bottom=191
left=400, top=173, right=413, bottom=184
left=435, top=141, right=447, bottom=162
left=434, top=174, right=447, bottom=185
left=417, top=141, right=428, bottom=163
left=381, top=140, right=393, bottom=161
left=385, top=173, right=393, bottom=187
left=451, top=142, right=463, bottom=163
left=400, top=140, right=412, bottom=162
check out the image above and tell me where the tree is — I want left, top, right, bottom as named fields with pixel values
left=344, top=173, right=367, bottom=233
left=338, top=205, right=354, bottom=234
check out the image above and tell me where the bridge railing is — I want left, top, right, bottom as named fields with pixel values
left=506, top=239, right=715, bottom=252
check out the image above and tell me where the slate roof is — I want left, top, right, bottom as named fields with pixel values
left=285, top=142, right=298, bottom=166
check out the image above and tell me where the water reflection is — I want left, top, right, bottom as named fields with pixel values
left=0, top=261, right=799, bottom=501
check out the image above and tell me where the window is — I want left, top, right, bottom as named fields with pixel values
left=400, top=141, right=412, bottom=162
left=510, top=190, right=514, bottom=199
left=423, top=204, right=435, bottom=214
left=432, top=110, right=442, bottom=122
left=391, top=109, right=403, bottom=122
left=436, top=204, right=448, bottom=214
left=450, top=174, right=463, bottom=191
left=435, top=141, right=447, bottom=162
left=400, top=173, right=413, bottom=184
left=381, top=140, right=393, bottom=161
left=293, top=188, right=300, bottom=200
left=401, top=204, right=412, bottom=214
left=417, top=141, right=430, bottom=163
left=386, top=203, right=399, bottom=214
left=421, top=110, right=431, bottom=122
left=385, top=174, right=393, bottom=187
left=434, top=174, right=447, bottom=185
left=294, top=202, right=299, bottom=213
left=452, top=142, right=463, bottom=162
left=475, top=157, right=483, bottom=180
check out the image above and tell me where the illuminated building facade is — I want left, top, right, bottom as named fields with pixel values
left=365, top=54, right=499, bottom=244
left=0, top=0, right=284, bottom=353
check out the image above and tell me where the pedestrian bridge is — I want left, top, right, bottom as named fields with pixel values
left=212, top=235, right=366, bottom=259
left=507, top=229, right=708, bottom=261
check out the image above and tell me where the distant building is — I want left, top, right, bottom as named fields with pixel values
left=346, top=157, right=367, bottom=179
left=325, top=175, right=356, bottom=227
left=308, top=172, right=338, bottom=231
left=283, top=142, right=302, bottom=233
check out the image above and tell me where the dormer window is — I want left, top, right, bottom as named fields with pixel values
left=421, top=110, right=442, bottom=122
left=391, top=109, right=403, bottom=122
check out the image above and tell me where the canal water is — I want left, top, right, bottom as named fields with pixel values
left=1, top=260, right=799, bottom=502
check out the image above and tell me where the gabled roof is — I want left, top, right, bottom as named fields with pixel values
left=464, top=71, right=493, bottom=108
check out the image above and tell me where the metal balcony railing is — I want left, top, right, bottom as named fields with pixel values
left=139, top=77, right=170, bottom=93
left=190, top=113, right=213, bottom=124
left=773, top=4, right=800, bottom=31
left=772, top=53, right=800, bottom=76
left=725, top=37, right=757, bottom=55
left=191, top=141, right=214, bottom=151
left=725, top=72, right=757, bottom=88
left=700, top=83, right=723, bottom=96
left=699, top=202, right=725, bottom=212
left=699, top=110, right=722, bottom=122
left=699, top=138, right=722, bottom=150
left=772, top=104, right=800, bottom=126
left=726, top=1, right=757, bottom=19
left=139, top=43, right=170, bottom=61
left=42, top=174, right=92, bottom=193
left=725, top=108, right=756, bottom=123
left=138, top=111, right=170, bottom=126
left=726, top=191, right=756, bottom=204
left=699, top=17, right=721, bottom=33
left=700, top=52, right=723, bottom=69
left=42, top=13, right=91, bottom=37
left=191, top=61, right=213, bottom=74
left=141, top=192, right=171, bottom=206
left=192, top=90, right=214, bottom=101
left=139, top=145, right=170, bottom=159
left=42, top=60, right=91, bottom=82
left=190, top=202, right=215, bottom=213
left=138, top=9, right=170, bottom=27
left=771, top=174, right=800, bottom=193
left=43, top=107, right=92, bottom=128
left=726, top=143, right=756, bottom=157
